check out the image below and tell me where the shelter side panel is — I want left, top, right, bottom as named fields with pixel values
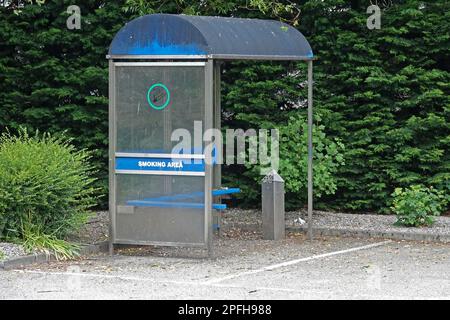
left=115, top=174, right=205, bottom=245
left=113, top=63, right=207, bottom=246
left=115, top=64, right=205, bottom=154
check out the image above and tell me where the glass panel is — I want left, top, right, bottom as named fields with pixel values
left=115, top=65, right=205, bottom=154
left=115, top=174, right=205, bottom=244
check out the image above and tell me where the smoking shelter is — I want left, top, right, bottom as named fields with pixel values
left=107, top=14, right=314, bottom=254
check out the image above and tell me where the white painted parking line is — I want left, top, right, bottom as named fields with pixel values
left=5, top=239, right=449, bottom=299
left=13, top=240, right=392, bottom=294
left=8, top=268, right=450, bottom=299
left=203, top=240, right=392, bottom=284
left=14, top=269, right=195, bottom=286
left=14, top=269, right=308, bottom=294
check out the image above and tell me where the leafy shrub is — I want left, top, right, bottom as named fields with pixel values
left=245, top=115, right=345, bottom=208
left=0, top=129, right=98, bottom=246
left=391, top=185, right=448, bottom=227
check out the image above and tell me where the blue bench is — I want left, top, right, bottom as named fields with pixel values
left=125, top=188, right=241, bottom=211
left=127, top=200, right=227, bottom=210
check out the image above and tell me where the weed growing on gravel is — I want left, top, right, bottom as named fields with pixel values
left=391, top=185, right=448, bottom=227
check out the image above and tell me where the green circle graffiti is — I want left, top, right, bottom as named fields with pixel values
left=147, top=83, right=171, bottom=110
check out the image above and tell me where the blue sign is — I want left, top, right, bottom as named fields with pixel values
left=115, top=157, right=205, bottom=173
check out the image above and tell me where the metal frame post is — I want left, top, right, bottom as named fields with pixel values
left=307, top=60, right=313, bottom=240
left=108, top=59, right=116, bottom=255
left=213, top=61, right=222, bottom=234
left=213, top=62, right=222, bottom=190
left=205, top=59, right=214, bottom=255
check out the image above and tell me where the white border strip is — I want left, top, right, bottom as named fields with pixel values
left=115, top=170, right=205, bottom=176
left=107, top=55, right=208, bottom=60
left=115, top=153, right=205, bottom=159
left=114, top=62, right=206, bottom=67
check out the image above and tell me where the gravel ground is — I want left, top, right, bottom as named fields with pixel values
left=222, top=208, right=450, bottom=237
left=298, top=210, right=450, bottom=236
left=67, top=211, right=109, bottom=244
left=0, top=212, right=109, bottom=262
left=0, top=242, right=26, bottom=262
left=1, top=208, right=448, bottom=262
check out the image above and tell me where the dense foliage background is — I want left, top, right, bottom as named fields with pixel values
left=0, top=0, right=448, bottom=213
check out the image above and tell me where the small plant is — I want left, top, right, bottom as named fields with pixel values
left=0, top=128, right=98, bottom=259
left=245, top=115, right=345, bottom=208
left=391, top=185, right=448, bottom=227
left=0, top=249, right=5, bottom=260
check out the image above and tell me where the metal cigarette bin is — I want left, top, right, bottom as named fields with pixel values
left=262, top=170, right=285, bottom=240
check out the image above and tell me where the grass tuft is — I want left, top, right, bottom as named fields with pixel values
left=21, top=219, right=80, bottom=260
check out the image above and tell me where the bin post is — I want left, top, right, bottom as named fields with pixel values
left=262, top=170, right=285, bottom=240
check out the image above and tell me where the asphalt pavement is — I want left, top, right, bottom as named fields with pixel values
left=1, top=234, right=448, bottom=299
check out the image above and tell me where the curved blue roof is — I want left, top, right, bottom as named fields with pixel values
left=108, top=14, right=313, bottom=60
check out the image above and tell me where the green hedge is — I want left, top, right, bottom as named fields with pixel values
left=222, top=0, right=450, bottom=211
left=299, top=0, right=450, bottom=211
left=0, top=0, right=448, bottom=212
